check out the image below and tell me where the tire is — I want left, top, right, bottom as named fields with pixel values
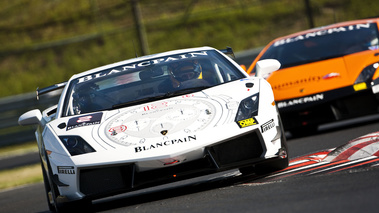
left=41, top=158, right=55, bottom=212
left=44, top=153, right=64, bottom=212
left=254, top=157, right=289, bottom=175
left=255, top=107, right=289, bottom=173
left=43, top=152, right=92, bottom=212
left=239, top=166, right=255, bottom=175
left=254, top=141, right=289, bottom=175
left=41, top=155, right=64, bottom=212
left=240, top=108, right=289, bottom=176
left=239, top=157, right=289, bottom=176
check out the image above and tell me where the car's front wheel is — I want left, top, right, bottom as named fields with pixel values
left=239, top=154, right=289, bottom=176
left=42, top=153, right=91, bottom=212
left=254, top=156, right=289, bottom=175
left=240, top=111, right=289, bottom=176
left=41, top=158, right=55, bottom=212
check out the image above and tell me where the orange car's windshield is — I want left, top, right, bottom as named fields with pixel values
left=259, top=22, right=379, bottom=69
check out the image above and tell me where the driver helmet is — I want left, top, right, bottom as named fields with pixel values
left=171, top=61, right=202, bottom=82
left=73, top=83, right=99, bottom=114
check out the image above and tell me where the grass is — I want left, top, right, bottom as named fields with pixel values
left=0, top=141, right=38, bottom=159
left=0, top=142, right=42, bottom=191
left=1, top=0, right=379, bottom=97
left=0, top=164, right=42, bottom=191
left=2, top=0, right=379, bottom=191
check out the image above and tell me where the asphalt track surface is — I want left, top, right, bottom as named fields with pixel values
left=1, top=116, right=379, bottom=213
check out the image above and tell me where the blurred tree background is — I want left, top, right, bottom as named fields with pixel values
left=1, top=0, right=378, bottom=97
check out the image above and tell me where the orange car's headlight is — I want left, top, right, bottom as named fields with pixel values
left=354, top=62, right=379, bottom=84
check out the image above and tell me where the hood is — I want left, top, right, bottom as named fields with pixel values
left=49, top=78, right=262, bottom=158
left=268, top=50, right=379, bottom=101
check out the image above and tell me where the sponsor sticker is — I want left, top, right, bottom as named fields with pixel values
left=143, top=101, right=168, bottom=111
left=277, top=93, right=324, bottom=109
left=272, top=76, right=322, bottom=90
left=58, top=166, right=75, bottom=174
left=261, top=119, right=275, bottom=133
left=134, top=135, right=197, bottom=153
left=237, top=117, right=258, bottom=128
left=273, top=23, right=372, bottom=47
left=67, top=112, right=103, bottom=131
left=273, top=73, right=338, bottom=90
left=323, top=73, right=341, bottom=80
left=240, top=78, right=250, bottom=81
left=78, top=51, right=209, bottom=84
left=109, top=125, right=127, bottom=135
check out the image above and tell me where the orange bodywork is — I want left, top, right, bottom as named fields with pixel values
left=246, top=18, right=379, bottom=102
left=266, top=50, right=379, bottom=101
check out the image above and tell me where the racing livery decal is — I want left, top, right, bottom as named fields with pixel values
left=244, top=18, right=379, bottom=133
left=103, top=98, right=218, bottom=146
left=272, top=74, right=341, bottom=91
left=78, top=51, right=209, bottom=84
left=18, top=46, right=288, bottom=210
left=261, top=119, right=275, bottom=133
left=134, top=135, right=197, bottom=153
left=109, top=125, right=127, bottom=135
left=273, top=23, right=372, bottom=47
left=272, top=76, right=323, bottom=90
left=323, top=72, right=341, bottom=80
left=67, top=112, right=103, bottom=131
left=277, top=93, right=324, bottom=109
left=58, top=166, right=75, bottom=174
left=237, top=117, right=258, bottom=128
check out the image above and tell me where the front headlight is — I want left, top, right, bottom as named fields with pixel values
left=59, top=136, right=96, bottom=156
left=355, top=62, right=379, bottom=84
left=235, top=94, right=259, bottom=122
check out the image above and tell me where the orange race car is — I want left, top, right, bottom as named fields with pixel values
left=244, top=18, right=379, bottom=136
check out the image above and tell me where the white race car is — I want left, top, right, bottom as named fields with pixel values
left=19, top=46, right=288, bottom=212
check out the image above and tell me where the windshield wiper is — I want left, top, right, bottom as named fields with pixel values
left=168, top=86, right=209, bottom=96
left=112, top=96, right=160, bottom=109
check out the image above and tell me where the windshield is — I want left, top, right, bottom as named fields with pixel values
left=61, top=50, right=244, bottom=117
left=258, top=22, right=379, bottom=69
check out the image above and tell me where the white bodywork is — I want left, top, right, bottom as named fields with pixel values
left=19, top=47, right=286, bottom=208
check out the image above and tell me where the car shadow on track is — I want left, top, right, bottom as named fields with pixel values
left=287, top=113, right=379, bottom=139
left=91, top=170, right=267, bottom=212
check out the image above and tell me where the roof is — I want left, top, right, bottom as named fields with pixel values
left=69, top=46, right=216, bottom=81
left=271, top=18, right=379, bottom=41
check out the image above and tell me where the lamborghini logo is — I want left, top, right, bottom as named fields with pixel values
left=161, top=130, right=168, bottom=135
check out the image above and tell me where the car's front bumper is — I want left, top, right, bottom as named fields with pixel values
left=277, top=84, right=379, bottom=131
left=61, top=128, right=285, bottom=201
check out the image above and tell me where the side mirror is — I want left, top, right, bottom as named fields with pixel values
left=18, top=109, right=43, bottom=126
left=255, top=59, right=281, bottom=78
left=240, top=64, right=247, bottom=71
